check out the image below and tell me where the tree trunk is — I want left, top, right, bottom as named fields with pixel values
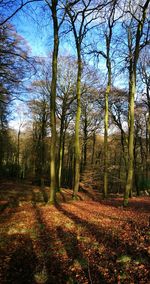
left=49, top=1, right=59, bottom=204
left=104, top=89, right=109, bottom=198
left=40, top=112, right=46, bottom=187
left=17, top=128, right=21, bottom=179
left=83, top=111, right=88, bottom=168
left=58, top=112, right=65, bottom=191
left=146, top=111, right=150, bottom=183
left=120, top=129, right=128, bottom=175
left=73, top=56, right=82, bottom=199
left=103, top=49, right=111, bottom=198
left=124, top=0, right=149, bottom=206
left=91, top=131, right=96, bottom=165
left=124, top=71, right=136, bottom=205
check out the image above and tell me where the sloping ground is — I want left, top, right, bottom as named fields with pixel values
left=0, top=181, right=150, bottom=283
left=80, top=166, right=102, bottom=192
left=0, top=180, right=102, bottom=207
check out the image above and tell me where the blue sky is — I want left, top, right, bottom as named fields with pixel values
left=11, top=10, right=77, bottom=60
left=7, top=0, right=57, bottom=58
left=7, top=4, right=76, bottom=129
left=5, top=1, right=130, bottom=130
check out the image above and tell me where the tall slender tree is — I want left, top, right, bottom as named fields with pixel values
left=57, top=56, right=76, bottom=191
left=46, top=0, right=59, bottom=203
left=92, top=0, right=119, bottom=197
left=138, top=48, right=150, bottom=183
left=65, top=0, right=101, bottom=199
left=0, top=22, right=32, bottom=175
left=44, top=0, right=66, bottom=203
left=124, top=0, right=150, bottom=206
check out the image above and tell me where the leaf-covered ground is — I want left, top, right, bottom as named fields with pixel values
left=0, top=181, right=149, bottom=283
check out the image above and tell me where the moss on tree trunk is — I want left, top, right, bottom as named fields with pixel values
left=73, top=57, right=82, bottom=199
left=49, top=1, right=59, bottom=204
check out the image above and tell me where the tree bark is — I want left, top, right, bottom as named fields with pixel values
left=91, top=131, right=96, bottom=165
left=49, top=0, right=59, bottom=204
left=124, top=0, right=149, bottom=206
left=103, top=38, right=111, bottom=198
left=17, top=128, right=21, bottom=179
left=124, top=71, right=135, bottom=205
left=83, top=110, right=88, bottom=168
left=58, top=112, right=65, bottom=191
left=73, top=55, right=82, bottom=199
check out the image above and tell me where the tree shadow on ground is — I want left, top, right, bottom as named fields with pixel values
left=71, top=202, right=141, bottom=225
left=32, top=204, right=71, bottom=284
left=56, top=226, right=107, bottom=283
left=35, top=185, right=49, bottom=203
left=5, top=235, right=37, bottom=284
left=58, top=191, right=67, bottom=202
left=100, top=197, right=150, bottom=213
left=34, top=204, right=108, bottom=283
left=0, top=180, right=49, bottom=207
left=55, top=203, right=149, bottom=280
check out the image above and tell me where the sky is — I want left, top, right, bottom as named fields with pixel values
left=11, top=11, right=51, bottom=57
left=7, top=3, right=126, bottom=130
left=7, top=12, right=76, bottom=130
left=9, top=2, right=76, bottom=58
left=2, top=1, right=139, bottom=131
left=7, top=4, right=52, bottom=129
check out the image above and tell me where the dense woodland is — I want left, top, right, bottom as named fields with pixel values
left=0, top=0, right=150, bottom=204
left=0, top=1, right=150, bottom=283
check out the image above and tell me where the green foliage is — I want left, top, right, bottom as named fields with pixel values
left=117, top=255, right=132, bottom=263
left=73, top=258, right=88, bottom=269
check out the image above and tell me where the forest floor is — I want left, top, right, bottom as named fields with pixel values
left=0, top=181, right=149, bottom=283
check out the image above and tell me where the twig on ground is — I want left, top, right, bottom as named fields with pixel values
left=88, top=258, right=93, bottom=284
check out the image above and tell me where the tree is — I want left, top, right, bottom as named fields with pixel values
left=15, top=105, right=27, bottom=179
left=65, top=0, right=101, bottom=199
left=56, top=55, right=76, bottom=191
left=0, top=0, right=43, bottom=25
left=40, top=0, right=67, bottom=204
left=0, top=22, right=32, bottom=175
left=0, top=0, right=66, bottom=203
left=138, top=48, right=150, bottom=181
left=134, top=103, right=147, bottom=195
left=48, top=0, right=59, bottom=203
left=109, top=88, right=128, bottom=176
left=102, top=0, right=118, bottom=198
left=91, top=0, right=120, bottom=197
left=28, top=82, right=49, bottom=184
left=80, top=65, right=101, bottom=170
left=123, top=0, right=150, bottom=206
